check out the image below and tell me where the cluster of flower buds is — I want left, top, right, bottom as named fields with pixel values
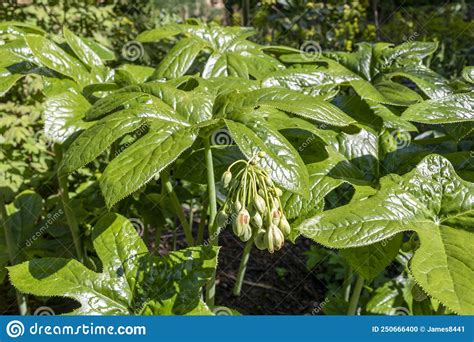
left=216, top=151, right=291, bottom=253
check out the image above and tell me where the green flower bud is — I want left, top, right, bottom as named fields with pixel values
left=253, top=194, right=266, bottom=214
left=254, top=229, right=267, bottom=250
left=278, top=215, right=291, bottom=236
left=232, top=219, right=241, bottom=236
left=272, top=224, right=285, bottom=251
left=216, top=210, right=228, bottom=227
left=233, top=200, right=242, bottom=212
left=234, top=208, right=250, bottom=237
left=221, top=170, right=232, bottom=188
left=271, top=208, right=281, bottom=225
left=265, top=177, right=273, bottom=187
left=274, top=187, right=283, bottom=197
left=258, top=189, right=265, bottom=197
left=240, top=225, right=252, bottom=242
left=264, top=226, right=274, bottom=253
left=257, top=151, right=266, bottom=158
left=252, top=212, right=263, bottom=228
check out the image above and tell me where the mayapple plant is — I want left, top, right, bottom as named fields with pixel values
left=1, top=20, right=473, bottom=316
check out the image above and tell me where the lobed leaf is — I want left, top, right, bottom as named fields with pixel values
left=298, top=154, right=474, bottom=314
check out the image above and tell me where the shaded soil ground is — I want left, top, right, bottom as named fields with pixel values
left=213, top=229, right=328, bottom=315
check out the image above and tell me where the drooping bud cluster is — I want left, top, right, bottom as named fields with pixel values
left=216, top=151, right=291, bottom=253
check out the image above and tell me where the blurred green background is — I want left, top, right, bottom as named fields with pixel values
left=1, top=0, right=472, bottom=77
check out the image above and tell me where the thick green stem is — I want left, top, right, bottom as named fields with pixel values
left=0, top=197, right=28, bottom=315
left=161, top=173, right=194, bottom=246
left=55, top=145, right=84, bottom=262
left=343, top=267, right=353, bottom=302
left=233, top=238, right=253, bottom=296
left=347, top=275, right=364, bottom=316
left=189, top=199, right=194, bottom=234
left=196, top=201, right=208, bottom=245
left=204, top=138, right=218, bottom=305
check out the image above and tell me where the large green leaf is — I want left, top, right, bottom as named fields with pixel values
left=154, top=38, right=207, bottom=79
left=386, top=65, right=452, bottom=99
left=373, top=79, right=423, bottom=106
left=242, top=88, right=356, bottom=127
left=462, top=67, right=474, bottom=84
left=139, top=23, right=282, bottom=80
left=117, top=82, right=213, bottom=124
left=5, top=190, right=43, bottom=250
left=401, top=92, right=474, bottom=124
left=261, top=65, right=359, bottom=91
left=43, top=90, right=93, bottom=143
left=85, top=92, right=151, bottom=121
left=0, top=68, right=24, bottom=96
left=366, top=100, right=418, bottom=132
left=25, top=34, right=90, bottom=86
left=377, top=42, right=438, bottom=69
left=0, top=191, right=43, bottom=281
left=8, top=213, right=217, bottom=315
left=225, top=119, right=309, bottom=197
left=336, top=126, right=379, bottom=180
left=137, top=25, right=184, bottom=41
left=63, top=27, right=103, bottom=68
left=325, top=42, right=373, bottom=80
left=59, top=109, right=149, bottom=174
left=100, top=124, right=197, bottom=207
left=0, top=21, right=45, bottom=36
left=0, top=38, right=39, bottom=67
left=281, top=147, right=366, bottom=220
left=340, top=234, right=402, bottom=281
left=298, top=155, right=474, bottom=314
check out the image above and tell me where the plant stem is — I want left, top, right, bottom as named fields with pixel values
left=204, top=137, right=218, bottom=305
left=54, top=145, right=84, bottom=262
left=143, top=217, right=149, bottom=246
left=347, top=275, right=364, bottom=316
left=189, top=199, right=194, bottom=234
left=161, top=173, right=194, bottom=246
left=196, top=201, right=208, bottom=245
left=343, top=267, right=353, bottom=302
left=233, top=238, right=253, bottom=296
left=0, top=196, right=28, bottom=315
